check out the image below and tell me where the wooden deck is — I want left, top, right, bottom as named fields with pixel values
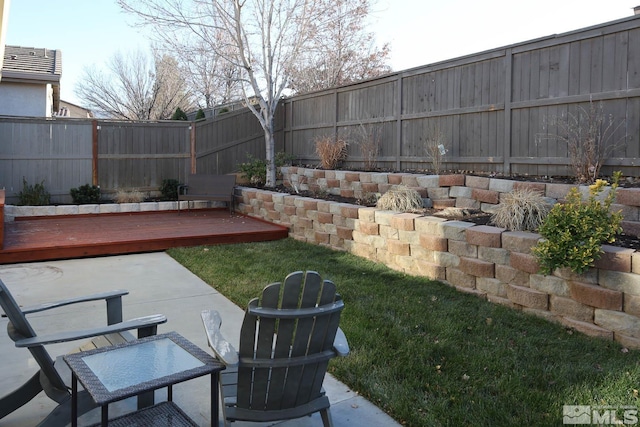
left=0, top=209, right=289, bottom=264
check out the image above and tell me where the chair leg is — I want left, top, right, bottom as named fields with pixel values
left=320, top=407, right=334, bottom=427
left=0, top=371, right=43, bottom=419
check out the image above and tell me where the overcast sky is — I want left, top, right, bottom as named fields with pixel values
left=5, top=0, right=640, bottom=106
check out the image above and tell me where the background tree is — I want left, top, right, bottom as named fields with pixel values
left=288, top=0, right=391, bottom=94
left=75, top=49, right=194, bottom=120
left=119, top=0, right=333, bottom=186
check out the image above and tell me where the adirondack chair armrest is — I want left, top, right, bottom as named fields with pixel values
left=333, top=327, right=350, bottom=357
left=18, top=290, right=129, bottom=315
left=9, top=289, right=130, bottom=326
left=201, top=309, right=239, bottom=367
left=13, top=314, right=167, bottom=348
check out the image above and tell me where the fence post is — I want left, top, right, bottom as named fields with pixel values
left=190, top=123, right=196, bottom=174
left=92, top=120, right=99, bottom=186
left=503, top=48, right=513, bottom=175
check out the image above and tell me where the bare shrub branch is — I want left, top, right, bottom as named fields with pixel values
left=314, top=135, right=348, bottom=169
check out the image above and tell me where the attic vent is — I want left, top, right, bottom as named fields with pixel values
left=10, top=55, right=17, bottom=60
left=30, top=51, right=35, bottom=56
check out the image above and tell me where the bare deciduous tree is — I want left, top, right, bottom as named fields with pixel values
left=75, top=49, right=193, bottom=120
left=288, top=0, right=391, bottom=94
left=119, top=0, right=334, bottom=186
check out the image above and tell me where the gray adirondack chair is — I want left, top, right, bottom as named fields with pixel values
left=0, top=278, right=167, bottom=426
left=201, top=270, right=349, bottom=426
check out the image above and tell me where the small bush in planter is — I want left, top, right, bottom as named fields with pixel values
left=70, top=184, right=101, bottom=204
left=491, top=188, right=551, bottom=232
left=314, top=135, right=348, bottom=170
left=18, top=178, right=51, bottom=206
left=159, top=178, right=181, bottom=200
left=532, top=171, right=622, bottom=275
left=113, top=188, right=146, bottom=203
left=239, top=152, right=294, bottom=186
left=376, top=186, right=423, bottom=212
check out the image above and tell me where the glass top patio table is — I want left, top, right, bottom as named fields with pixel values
left=64, top=331, right=223, bottom=406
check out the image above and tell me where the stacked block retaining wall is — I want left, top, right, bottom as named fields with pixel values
left=238, top=170, right=640, bottom=349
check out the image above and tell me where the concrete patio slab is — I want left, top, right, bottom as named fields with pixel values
left=0, top=252, right=399, bottom=426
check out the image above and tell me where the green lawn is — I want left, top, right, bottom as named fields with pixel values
left=167, top=239, right=640, bottom=426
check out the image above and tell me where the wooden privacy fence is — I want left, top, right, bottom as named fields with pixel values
left=3, top=13, right=640, bottom=204
left=281, top=13, right=640, bottom=177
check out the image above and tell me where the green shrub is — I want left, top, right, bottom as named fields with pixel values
left=159, top=178, right=181, bottom=200
left=195, top=109, right=206, bottom=120
left=491, top=188, right=551, bottom=231
left=239, top=155, right=268, bottom=185
left=532, top=171, right=623, bottom=275
left=18, top=178, right=51, bottom=206
left=171, top=107, right=188, bottom=121
left=239, top=152, right=294, bottom=186
left=70, top=184, right=101, bottom=204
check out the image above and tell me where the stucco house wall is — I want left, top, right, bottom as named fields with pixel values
left=1, top=45, right=61, bottom=117
left=0, top=81, right=51, bottom=116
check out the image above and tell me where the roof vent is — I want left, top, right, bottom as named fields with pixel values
left=10, top=55, right=17, bottom=60
left=29, top=51, right=35, bottom=56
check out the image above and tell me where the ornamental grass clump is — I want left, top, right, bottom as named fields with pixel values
left=491, top=188, right=551, bottom=232
left=376, top=185, right=423, bottom=212
left=532, top=171, right=623, bottom=275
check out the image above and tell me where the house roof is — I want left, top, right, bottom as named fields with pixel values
left=2, top=45, right=62, bottom=83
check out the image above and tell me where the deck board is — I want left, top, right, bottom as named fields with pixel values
left=0, top=209, right=289, bottom=264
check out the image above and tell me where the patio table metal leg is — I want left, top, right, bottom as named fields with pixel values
left=71, top=373, right=78, bottom=427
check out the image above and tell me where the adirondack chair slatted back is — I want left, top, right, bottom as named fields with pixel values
left=236, top=271, right=344, bottom=411
left=0, top=279, right=68, bottom=398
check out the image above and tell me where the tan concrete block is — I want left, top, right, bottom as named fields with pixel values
left=439, top=174, right=466, bottom=186
left=459, top=256, right=494, bottom=277
left=358, top=222, right=379, bottom=235
left=446, top=267, right=476, bottom=289
left=420, top=234, right=448, bottom=252
left=560, top=317, right=613, bottom=340
left=448, top=240, right=478, bottom=258
left=569, top=281, right=623, bottom=311
left=388, top=239, right=411, bottom=256
left=465, top=175, right=490, bottom=189
left=593, top=245, right=634, bottom=272
left=374, top=210, right=396, bottom=226
left=478, top=247, right=510, bottom=265
left=507, top=284, right=548, bottom=309
left=476, top=277, right=507, bottom=297
left=390, top=213, right=420, bottom=231
left=595, top=309, right=640, bottom=338
left=510, top=252, right=540, bottom=274
left=472, top=188, right=500, bottom=204
left=336, top=226, right=353, bottom=240
left=614, top=333, right=640, bottom=350
left=549, top=295, right=594, bottom=323
left=441, top=221, right=475, bottom=241
left=501, top=231, right=541, bottom=254
left=599, top=270, right=640, bottom=296
left=466, top=225, right=505, bottom=248
left=414, top=216, right=448, bottom=236
left=379, top=225, right=399, bottom=240
left=496, top=264, right=530, bottom=287
left=415, top=260, right=447, bottom=280
left=530, top=274, right=570, bottom=297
